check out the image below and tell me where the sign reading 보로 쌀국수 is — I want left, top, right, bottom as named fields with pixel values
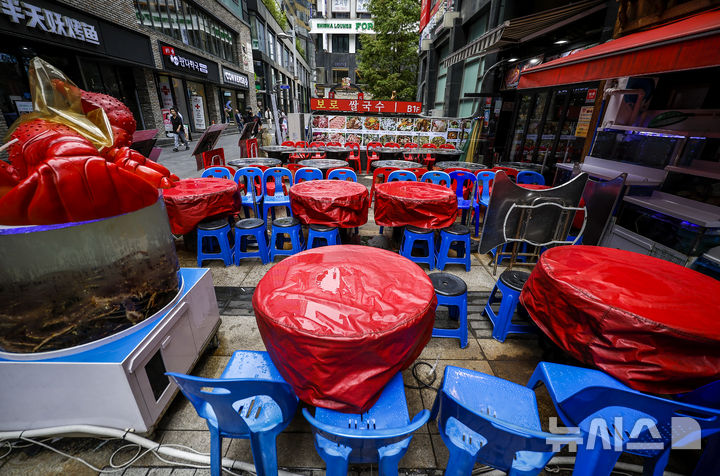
left=309, top=19, right=375, bottom=34
left=311, top=99, right=422, bottom=114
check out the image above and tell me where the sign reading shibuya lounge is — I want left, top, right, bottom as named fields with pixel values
left=160, top=44, right=219, bottom=82
left=310, top=19, right=375, bottom=34
left=312, top=98, right=422, bottom=114
left=222, top=67, right=249, bottom=89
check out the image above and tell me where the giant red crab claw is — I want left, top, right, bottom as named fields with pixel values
left=104, top=147, right=178, bottom=189
left=0, top=160, right=20, bottom=198
left=0, top=156, right=158, bottom=225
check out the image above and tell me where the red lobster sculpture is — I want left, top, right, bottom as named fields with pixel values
left=0, top=65, right=179, bottom=226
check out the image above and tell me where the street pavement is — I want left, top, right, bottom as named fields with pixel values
left=155, top=130, right=243, bottom=180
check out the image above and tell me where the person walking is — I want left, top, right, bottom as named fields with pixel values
left=280, top=110, right=288, bottom=140
left=234, top=108, right=244, bottom=133
left=170, top=107, right=189, bottom=152
left=264, top=107, right=273, bottom=124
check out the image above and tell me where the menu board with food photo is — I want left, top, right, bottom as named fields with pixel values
left=431, top=119, right=448, bottom=133
left=397, top=135, right=414, bottom=145
left=379, top=117, right=398, bottom=131
left=363, top=134, right=380, bottom=145
left=312, top=132, right=328, bottom=142
left=415, top=118, right=431, bottom=132
left=312, top=115, right=329, bottom=130
left=363, top=117, right=380, bottom=131
left=346, top=132, right=362, bottom=144
left=397, top=117, right=415, bottom=132
left=327, top=132, right=346, bottom=144
left=429, top=135, right=447, bottom=147
left=416, top=135, right=430, bottom=145
left=448, top=119, right=461, bottom=131
left=328, top=116, right=346, bottom=131
left=346, top=116, right=363, bottom=130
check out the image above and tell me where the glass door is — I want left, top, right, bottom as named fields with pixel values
left=523, top=92, right=548, bottom=163
left=508, top=94, right=532, bottom=161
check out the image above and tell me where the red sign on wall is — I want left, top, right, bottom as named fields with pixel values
left=311, top=98, right=423, bottom=114
left=586, top=88, right=597, bottom=102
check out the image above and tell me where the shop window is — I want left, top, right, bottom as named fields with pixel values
left=434, top=43, right=449, bottom=112
left=332, top=69, right=348, bottom=85
left=332, top=35, right=349, bottom=53
left=458, top=58, right=485, bottom=117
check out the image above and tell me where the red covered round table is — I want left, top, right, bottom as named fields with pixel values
left=162, top=178, right=238, bottom=235
left=253, top=245, right=436, bottom=412
left=374, top=181, right=458, bottom=228
left=289, top=180, right=369, bottom=227
left=521, top=245, right=720, bottom=394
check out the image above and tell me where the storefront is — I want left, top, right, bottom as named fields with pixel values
left=156, top=43, right=220, bottom=135
left=220, top=66, right=250, bottom=124
left=0, top=0, right=154, bottom=132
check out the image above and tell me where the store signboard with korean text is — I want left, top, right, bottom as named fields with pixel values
left=311, top=99, right=422, bottom=114
left=0, top=0, right=153, bottom=66
left=222, top=66, right=249, bottom=89
left=160, top=43, right=220, bottom=83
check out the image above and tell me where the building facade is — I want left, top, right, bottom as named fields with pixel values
left=247, top=0, right=312, bottom=114
left=309, top=0, right=373, bottom=97
left=0, top=0, right=256, bottom=139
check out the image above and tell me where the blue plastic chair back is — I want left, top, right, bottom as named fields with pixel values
left=202, top=167, right=233, bottom=179
left=475, top=171, right=496, bottom=206
left=432, top=366, right=573, bottom=474
left=294, top=167, right=323, bottom=183
left=327, top=168, right=357, bottom=181
left=234, top=167, right=263, bottom=217
left=387, top=170, right=417, bottom=182
left=302, top=372, right=430, bottom=471
left=517, top=171, right=545, bottom=185
left=448, top=170, right=477, bottom=207
left=263, top=167, right=293, bottom=197
left=420, top=170, right=452, bottom=187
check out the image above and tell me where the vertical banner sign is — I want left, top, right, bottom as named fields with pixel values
left=420, top=0, right=431, bottom=32
left=191, top=96, right=206, bottom=130
left=575, top=106, right=594, bottom=137
left=161, top=108, right=173, bottom=132
left=158, top=78, right=174, bottom=108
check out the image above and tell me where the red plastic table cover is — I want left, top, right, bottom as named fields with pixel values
left=521, top=245, right=720, bottom=394
left=289, top=180, right=369, bottom=227
left=162, top=178, right=238, bottom=234
left=253, top=245, right=436, bottom=412
left=374, top=181, right=458, bottom=228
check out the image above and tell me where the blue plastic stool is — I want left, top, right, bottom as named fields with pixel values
left=234, top=218, right=269, bottom=264
left=400, top=226, right=435, bottom=269
left=483, top=270, right=534, bottom=342
left=306, top=224, right=340, bottom=249
left=436, top=223, right=472, bottom=272
left=197, top=217, right=233, bottom=266
left=430, top=272, right=468, bottom=348
left=269, top=217, right=304, bottom=261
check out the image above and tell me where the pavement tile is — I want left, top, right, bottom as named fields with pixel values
left=226, top=431, right=323, bottom=469
left=418, top=334, right=483, bottom=361
left=215, top=315, right=266, bottom=355
left=169, top=467, right=196, bottom=475
left=477, top=337, right=544, bottom=361
left=239, top=262, right=278, bottom=287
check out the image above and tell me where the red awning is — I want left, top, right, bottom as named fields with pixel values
left=518, top=9, right=720, bottom=89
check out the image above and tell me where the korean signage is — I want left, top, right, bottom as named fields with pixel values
left=0, top=0, right=100, bottom=45
left=310, top=18, right=375, bottom=35
left=574, top=106, right=594, bottom=138
left=311, top=99, right=422, bottom=114
left=158, top=78, right=174, bottom=109
left=222, top=67, right=249, bottom=89
left=159, top=43, right=220, bottom=82
left=311, top=115, right=472, bottom=148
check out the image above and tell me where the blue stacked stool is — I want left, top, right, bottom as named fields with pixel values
left=436, top=223, right=472, bottom=271
left=400, top=226, right=435, bottom=269
left=484, top=269, right=534, bottom=342
left=196, top=217, right=233, bottom=266
left=429, top=272, right=468, bottom=348
left=269, top=216, right=304, bottom=261
left=233, top=218, right=270, bottom=265
left=307, top=224, right=340, bottom=249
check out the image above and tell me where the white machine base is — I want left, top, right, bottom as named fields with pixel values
left=0, top=268, right=220, bottom=434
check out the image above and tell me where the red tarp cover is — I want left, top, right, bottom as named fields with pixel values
left=253, top=245, right=436, bottom=412
left=521, top=245, right=720, bottom=394
left=518, top=9, right=720, bottom=89
left=162, top=178, right=238, bottom=234
left=374, top=181, right=458, bottom=228
left=289, top=180, right=369, bottom=227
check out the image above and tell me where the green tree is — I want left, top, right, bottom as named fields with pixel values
left=356, top=0, right=420, bottom=101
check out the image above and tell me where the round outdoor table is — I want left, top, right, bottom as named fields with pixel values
left=371, top=159, right=421, bottom=170
left=372, top=147, right=405, bottom=161
left=298, top=158, right=349, bottom=171
left=521, top=245, right=720, bottom=394
left=374, top=181, right=458, bottom=228
left=260, top=145, right=293, bottom=161
left=433, top=149, right=464, bottom=160
left=162, top=178, right=238, bottom=235
left=321, top=146, right=353, bottom=161
left=227, top=157, right=281, bottom=168
left=495, top=161, right=546, bottom=173
left=289, top=180, right=369, bottom=227
left=435, top=161, right=486, bottom=170
left=253, top=245, right=436, bottom=412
